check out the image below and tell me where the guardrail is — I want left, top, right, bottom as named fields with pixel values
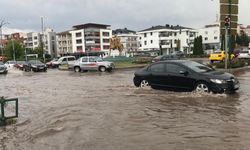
left=0, top=97, right=18, bottom=126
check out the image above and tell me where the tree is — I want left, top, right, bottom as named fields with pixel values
left=236, top=30, right=250, bottom=47
left=4, top=40, right=24, bottom=60
left=193, top=36, right=203, bottom=55
left=109, top=36, right=124, bottom=56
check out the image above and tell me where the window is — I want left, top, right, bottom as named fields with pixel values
left=150, top=63, right=165, bottom=73
left=77, top=46, right=83, bottom=51
left=167, top=64, right=185, bottom=74
left=76, top=32, right=82, bottom=37
left=76, top=39, right=82, bottom=44
left=151, top=40, right=153, bottom=44
left=144, top=33, right=147, bottom=37
left=144, top=41, right=147, bottom=45
left=150, top=32, right=153, bottom=36
left=205, top=37, right=208, bottom=41
left=102, top=32, right=110, bottom=36
left=205, top=31, right=208, bottom=35
left=89, top=58, right=95, bottom=62
left=214, top=36, right=218, bottom=40
left=82, top=58, right=88, bottom=62
left=103, top=45, right=110, bottom=49
left=34, top=36, right=38, bottom=40
left=68, top=57, right=75, bottom=61
left=103, top=39, right=110, bottom=43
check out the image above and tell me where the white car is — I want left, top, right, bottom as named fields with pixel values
left=0, top=61, right=8, bottom=74
left=238, top=50, right=250, bottom=59
left=4, top=61, right=16, bottom=70
left=73, top=56, right=115, bottom=72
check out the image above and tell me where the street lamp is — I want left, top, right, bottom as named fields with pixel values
left=0, top=20, right=10, bottom=56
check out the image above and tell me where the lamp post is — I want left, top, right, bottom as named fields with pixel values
left=0, top=20, right=9, bottom=56
left=41, top=16, right=45, bottom=62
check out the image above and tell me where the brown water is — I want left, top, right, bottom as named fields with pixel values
left=0, top=68, right=250, bottom=150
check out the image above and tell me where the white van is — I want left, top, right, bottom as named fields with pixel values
left=56, top=56, right=76, bottom=67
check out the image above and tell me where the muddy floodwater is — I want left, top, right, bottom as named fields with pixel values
left=1, top=68, right=250, bottom=150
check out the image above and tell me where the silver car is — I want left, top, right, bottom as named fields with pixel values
left=73, top=56, right=115, bottom=72
left=0, top=61, right=8, bottom=74
left=238, top=50, right=250, bottom=59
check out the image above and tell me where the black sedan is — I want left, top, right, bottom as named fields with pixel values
left=133, top=60, right=240, bottom=94
left=23, top=60, right=47, bottom=72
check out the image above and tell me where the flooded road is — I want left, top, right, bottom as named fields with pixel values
left=0, top=68, right=250, bottom=150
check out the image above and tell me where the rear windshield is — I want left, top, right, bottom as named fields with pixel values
left=182, top=61, right=214, bottom=73
left=213, top=51, right=222, bottom=54
left=240, top=51, right=249, bottom=54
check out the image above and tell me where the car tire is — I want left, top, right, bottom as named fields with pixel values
left=99, top=66, right=106, bottom=72
left=74, top=66, right=81, bottom=72
left=140, top=80, right=150, bottom=88
left=195, top=82, right=210, bottom=93
left=210, top=60, right=214, bottom=63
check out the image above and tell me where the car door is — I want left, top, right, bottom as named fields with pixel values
left=79, top=57, right=88, bottom=70
left=148, top=63, right=168, bottom=87
left=166, top=63, right=196, bottom=90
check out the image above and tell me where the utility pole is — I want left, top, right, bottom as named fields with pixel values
left=41, top=17, right=45, bottom=62
left=0, top=21, right=9, bottom=56
left=12, top=39, right=15, bottom=61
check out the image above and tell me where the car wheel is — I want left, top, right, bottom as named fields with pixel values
left=74, top=66, right=81, bottom=72
left=140, top=80, right=150, bottom=88
left=99, top=66, right=106, bottom=72
left=210, top=60, right=214, bottom=63
left=195, top=82, right=210, bottom=93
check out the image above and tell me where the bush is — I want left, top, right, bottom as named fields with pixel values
left=132, top=57, right=152, bottom=64
left=213, top=60, right=245, bottom=68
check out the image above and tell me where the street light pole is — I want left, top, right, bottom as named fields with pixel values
left=0, top=20, right=9, bottom=56
left=41, top=17, right=45, bottom=62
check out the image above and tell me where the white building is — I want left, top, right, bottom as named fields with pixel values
left=69, top=23, right=112, bottom=54
left=198, top=23, right=220, bottom=52
left=57, top=31, right=73, bottom=56
left=24, top=28, right=57, bottom=58
left=113, top=28, right=139, bottom=56
left=138, top=24, right=198, bottom=55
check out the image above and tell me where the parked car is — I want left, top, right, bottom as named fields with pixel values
left=209, top=51, right=234, bottom=63
left=238, top=50, right=250, bottom=59
left=14, top=61, right=26, bottom=70
left=133, top=60, right=240, bottom=94
left=23, top=60, right=47, bottom=72
left=0, top=61, right=8, bottom=74
left=73, top=56, right=115, bottom=72
left=57, top=56, right=76, bottom=66
left=46, top=58, right=59, bottom=68
left=152, top=54, right=180, bottom=63
left=4, top=60, right=16, bottom=69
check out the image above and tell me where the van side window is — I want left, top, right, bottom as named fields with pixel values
left=62, top=58, right=67, bottom=62
left=68, top=57, right=75, bottom=61
left=82, top=58, right=88, bottom=62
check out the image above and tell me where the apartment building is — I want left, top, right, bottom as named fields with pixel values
left=56, top=31, right=72, bottom=56
left=23, top=28, right=57, bottom=58
left=113, top=28, right=139, bottom=56
left=138, top=24, right=198, bottom=55
left=198, top=23, right=220, bottom=51
left=69, top=23, right=112, bottom=53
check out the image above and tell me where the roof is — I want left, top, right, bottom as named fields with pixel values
left=57, top=30, right=72, bottom=35
left=113, top=28, right=136, bottom=35
left=72, top=23, right=110, bottom=30
left=139, top=24, right=193, bottom=32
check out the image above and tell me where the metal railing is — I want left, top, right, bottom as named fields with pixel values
left=0, top=97, right=18, bottom=126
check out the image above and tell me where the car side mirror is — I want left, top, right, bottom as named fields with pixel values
left=179, top=70, right=188, bottom=75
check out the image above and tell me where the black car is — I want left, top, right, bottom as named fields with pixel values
left=23, top=60, right=47, bottom=72
left=152, top=54, right=180, bottom=63
left=133, top=60, right=240, bottom=94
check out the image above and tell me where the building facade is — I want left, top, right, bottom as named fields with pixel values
left=113, top=28, right=139, bottom=56
left=69, top=23, right=112, bottom=54
left=57, top=31, right=73, bottom=56
left=198, top=23, right=220, bottom=52
left=138, top=24, right=198, bottom=55
left=23, top=28, right=57, bottom=58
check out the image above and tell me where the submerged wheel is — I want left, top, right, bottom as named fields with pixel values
left=74, top=66, right=81, bottom=72
left=195, top=82, right=210, bottom=93
left=140, top=80, right=149, bottom=88
left=99, top=66, right=106, bottom=72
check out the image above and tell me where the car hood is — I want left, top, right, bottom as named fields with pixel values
left=203, top=70, right=235, bottom=80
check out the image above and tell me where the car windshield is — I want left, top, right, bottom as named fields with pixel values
left=29, top=60, right=43, bottom=64
left=96, top=57, right=103, bottom=62
left=213, top=51, right=222, bottom=54
left=182, top=61, right=214, bottom=73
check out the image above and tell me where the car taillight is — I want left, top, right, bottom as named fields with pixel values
left=218, top=55, right=222, bottom=57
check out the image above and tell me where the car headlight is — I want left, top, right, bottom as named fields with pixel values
left=210, top=79, right=226, bottom=84
left=31, top=65, right=37, bottom=68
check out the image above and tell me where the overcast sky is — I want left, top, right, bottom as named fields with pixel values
left=0, top=0, right=249, bottom=34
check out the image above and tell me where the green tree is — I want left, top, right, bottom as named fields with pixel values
left=236, top=31, right=250, bottom=47
left=193, top=36, right=203, bottom=55
left=4, top=40, right=25, bottom=60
